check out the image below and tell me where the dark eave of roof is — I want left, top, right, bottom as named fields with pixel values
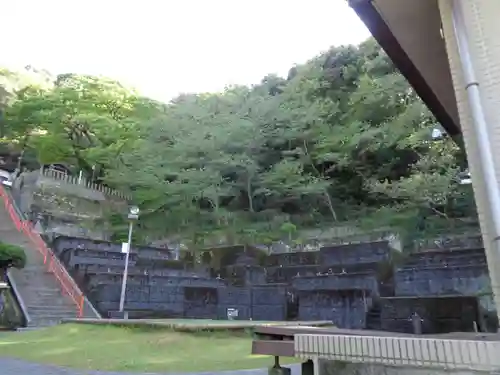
left=348, top=0, right=461, bottom=137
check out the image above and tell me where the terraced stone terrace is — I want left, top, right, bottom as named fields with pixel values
left=47, top=234, right=493, bottom=334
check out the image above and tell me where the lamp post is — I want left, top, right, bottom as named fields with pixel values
left=431, top=127, right=445, bottom=140
left=119, top=206, right=139, bottom=315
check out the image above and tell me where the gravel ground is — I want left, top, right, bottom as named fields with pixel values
left=0, top=358, right=301, bottom=375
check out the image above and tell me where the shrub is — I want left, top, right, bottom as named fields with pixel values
left=0, top=242, right=26, bottom=270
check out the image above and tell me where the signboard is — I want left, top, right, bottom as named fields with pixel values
left=227, top=308, right=239, bottom=320
left=121, top=242, right=129, bottom=254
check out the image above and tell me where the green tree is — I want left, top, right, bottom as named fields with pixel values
left=0, top=37, right=476, bottom=249
left=3, top=74, right=153, bottom=180
left=0, top=243, right=26, bottom=278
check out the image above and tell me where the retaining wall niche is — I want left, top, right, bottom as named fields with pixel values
left=298, top=290, right=367, bottom=328
left=379, top=296, right=479, bottom=334
left=394, top=248, right=490, bottom=296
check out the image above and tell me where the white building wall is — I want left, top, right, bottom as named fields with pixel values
left=438, top=0, right=500, bottom=320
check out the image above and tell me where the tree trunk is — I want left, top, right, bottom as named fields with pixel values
left=246, top=174, right=254, bottom=212
left=323, top=190, right=338, bottom=221
left=302, top=139, right=338, bottom=221
left=15, top=133, right=30, bottom=172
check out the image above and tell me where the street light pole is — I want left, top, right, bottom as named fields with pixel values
left=119, top=206, right=139, bottom=315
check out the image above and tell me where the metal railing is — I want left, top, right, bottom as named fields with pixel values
left=0, top=185, right=85, bottom=317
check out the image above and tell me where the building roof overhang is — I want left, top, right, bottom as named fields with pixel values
left=349, top=0, right=461, bottom=137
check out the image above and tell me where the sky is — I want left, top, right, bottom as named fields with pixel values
left=2, top=0, right=370, bottom=102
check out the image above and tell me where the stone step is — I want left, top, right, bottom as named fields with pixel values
left=16, top=263, right=56, bottom=270
left=31, top=316, right=78, bottom=322
left=17, top=265, right=49, bottom=271
left=15, top=281, right=62, bottom=288
left=20, top=295, right=72, bottom=304
left=28, top=314, right=78, bottom=320
left=29, top=312, right=76, bottom=319
left=23, top=291, right=68, bottom=298
left=13, top=289, right=64, bottom=298
left=20, top=272, right=59, bottom=277
left=25, top=294, right=76, bottom=304
left=27, top=320, right=63, bottom=328
left=26, top=296, right=71, bottom=303
left=26, top=287, right=67, bottom=293
left=30, top=300, right=78, bottom=309
left=27, top=306, right=78, bottom=314
left=0, top=199, right=89, bottom=327
left=17, top=268, right=60, bottom=275
left=15, top=280, right=61, bottom=286
left=15, top=286, right=61, bottom=293
left=22, top=271, right=52, bottom=276
left=27, top=303, right=73, bottom=311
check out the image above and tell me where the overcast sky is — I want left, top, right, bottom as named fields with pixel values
left=2, top=0, right=370, bottom=101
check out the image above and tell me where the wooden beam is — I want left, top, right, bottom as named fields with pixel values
left=252, top=340, right=295, bottom=357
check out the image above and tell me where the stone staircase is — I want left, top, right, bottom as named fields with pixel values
left=0, top=202, right=81, bottom=327
left=364, top=302, right=382, bottom=331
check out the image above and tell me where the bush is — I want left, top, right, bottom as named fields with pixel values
left=0, top=242, right=26, bottom=270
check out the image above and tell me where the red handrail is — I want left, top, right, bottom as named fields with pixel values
left=0, top=186, right=85, bottom=317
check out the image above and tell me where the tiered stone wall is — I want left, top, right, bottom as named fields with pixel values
left=379, top=296, right=479, bottom=333
left=53, top=238, right=392, bottom=324
left=377, top=235, right=493, bottom=333
left=394, top=248, right=488, bottom=297
left=49, top=234, right=493, bottom=332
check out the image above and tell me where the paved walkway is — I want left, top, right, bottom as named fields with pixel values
left=0, top=359, right=301, bottom=375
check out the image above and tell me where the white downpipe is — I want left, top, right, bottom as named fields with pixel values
left=451, top=1, right=500, bottom=239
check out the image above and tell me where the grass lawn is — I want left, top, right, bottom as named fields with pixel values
left=0, top=323, right=299, bottom=373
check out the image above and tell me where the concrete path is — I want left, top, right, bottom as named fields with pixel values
left=0, top=359, right=301, bottom=375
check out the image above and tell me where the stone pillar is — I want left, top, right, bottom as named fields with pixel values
left=268, top=357, right=291, bottom=375
left=301, top=360, right=314, bottom=375
left=439, top=0, right=500, bottom=324
left=0, top=282, right=8, bottom=316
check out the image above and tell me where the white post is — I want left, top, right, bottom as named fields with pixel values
left=119, top=221, right=133, bottom=313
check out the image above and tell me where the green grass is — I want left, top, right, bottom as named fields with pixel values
left=0, top=323, right=298, bottom=373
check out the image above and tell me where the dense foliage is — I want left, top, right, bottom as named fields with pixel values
left=0, top=39, right=477, bottom=248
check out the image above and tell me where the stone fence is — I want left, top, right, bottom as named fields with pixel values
left=40, top=168, right=131, bottom=201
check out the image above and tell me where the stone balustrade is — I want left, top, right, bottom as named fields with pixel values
left=40, top=168, right=131, bottom=201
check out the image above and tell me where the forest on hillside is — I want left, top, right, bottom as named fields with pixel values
left=0, top=39, right=478, bottom=248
